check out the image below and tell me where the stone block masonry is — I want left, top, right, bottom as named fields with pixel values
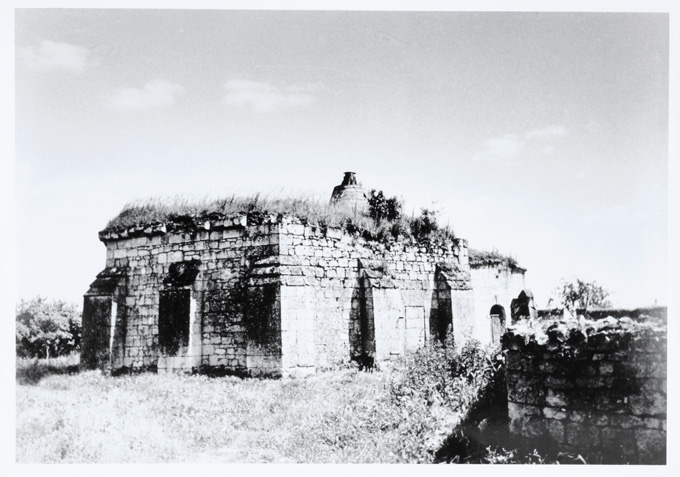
left=83, top=213, right=475, bottom=377
left=503, top=317, right=666, bottom=464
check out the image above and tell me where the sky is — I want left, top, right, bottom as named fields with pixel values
left=11, top=7, right=670, bottom=309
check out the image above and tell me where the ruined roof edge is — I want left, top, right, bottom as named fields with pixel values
left=469, top=259, right=526, bottom=273
left=99, top=212, right=468, bottom=251
left=99, top=212, right=285, bottom=241
left=468, top=248, right=525, bottom=273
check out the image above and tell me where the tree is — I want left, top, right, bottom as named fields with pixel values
left=554, top=278, right=611, bottom=316
left=16, top=297, right=82, bottom=359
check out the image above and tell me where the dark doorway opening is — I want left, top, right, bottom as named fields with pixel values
left=431, top=271, right=453, bottom=342
left=81, top=296, right=113, bottom=369
left=159, top=289, right=191, bottom=356
left=349, top=275, right=376, bottom=370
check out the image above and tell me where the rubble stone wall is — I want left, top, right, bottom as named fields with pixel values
left=98, top=216, right=282, bottom=376
left=504, top=318, right=667, bottom=464
left=275, top=222, right=474, bottom=375
left=87, top=215, right=476, bottom=377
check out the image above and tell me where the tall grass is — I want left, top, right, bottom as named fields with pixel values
left=16, top=340, right=506, bottom=464
left=16, top=368, right=419, bottom=463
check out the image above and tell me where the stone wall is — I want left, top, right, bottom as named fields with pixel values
left=89, top=215, right=283, bottom=376
left=503, top=317, right=666, bottom=464
left=469, top=264, right=526, bottom=345
left=83, top=213, right=475, bottom=377
left=275, top=221, right=474, bottom=375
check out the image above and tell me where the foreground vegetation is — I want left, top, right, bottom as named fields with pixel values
left=17, top=363, right=442, bottom=462
left=15, top=340, right=482, bottom=463
left=16, top=341, right=584, bottom=464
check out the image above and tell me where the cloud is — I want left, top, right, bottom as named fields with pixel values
left=224, top=79, right=317, bottom=112
left=18, top=40, right=90, bottom=72
left=525, top=125, right=568, bottom=140
left=108, top=80, right=184, bottom=110
left=474, top=125, right=568, bottom=163
left=474, top=134, right=524, bottom=162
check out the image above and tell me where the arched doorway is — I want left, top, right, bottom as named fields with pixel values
left=489, top=304, right=506, bottom=344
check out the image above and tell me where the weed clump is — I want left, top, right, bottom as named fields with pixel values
left=391, top=335, right=506, bottom=422
left=385, top=335, right=507, bottom=461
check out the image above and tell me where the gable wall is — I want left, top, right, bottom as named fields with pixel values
left=470, top=264, right=526, bottom=345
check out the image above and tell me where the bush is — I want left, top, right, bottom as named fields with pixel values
left=367, top=189, right=402, bottom=225
left=385, top=334, right=507, bottom=463
left=410, top=208, right=441, bottom=243
left=391, top=335, right=504, bottom=419
left=16, top=297, right=82, bottom=359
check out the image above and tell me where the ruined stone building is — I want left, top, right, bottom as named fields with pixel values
left=82, top=173, right=526, bottom=377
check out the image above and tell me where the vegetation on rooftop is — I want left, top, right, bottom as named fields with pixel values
left=105, top=192, right=457, bottom=246
left=468, top=248, right=520, bottom=269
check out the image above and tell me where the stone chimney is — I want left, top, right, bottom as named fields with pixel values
left=330, top=172, right=367, bottom=211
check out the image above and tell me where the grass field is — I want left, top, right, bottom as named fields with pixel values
left=16, top=357, right=463, bottom=463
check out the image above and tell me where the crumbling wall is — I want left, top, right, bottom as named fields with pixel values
left=81, top=268, right=126, bottom=370
left=503, top=317, right=666, bottom=464
left=539, top=306, right=667, bottom=324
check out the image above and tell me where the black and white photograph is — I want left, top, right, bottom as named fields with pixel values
left=1, top=0, right=676, bottom=469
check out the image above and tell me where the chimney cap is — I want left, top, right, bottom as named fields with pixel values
left=342, top=172, right=358, bottom=186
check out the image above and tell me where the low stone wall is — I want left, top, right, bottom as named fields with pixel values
left=538, top=306, right=667, bottom=324
left=503, top=317, right=666, bottom=464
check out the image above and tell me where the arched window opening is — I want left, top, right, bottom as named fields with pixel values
left=490, top=304, right=506, bottom=344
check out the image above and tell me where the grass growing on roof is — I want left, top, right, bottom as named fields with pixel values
left=105, top=193, right=456, bottom=245
left=468, top=248, right=520, bottom=269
